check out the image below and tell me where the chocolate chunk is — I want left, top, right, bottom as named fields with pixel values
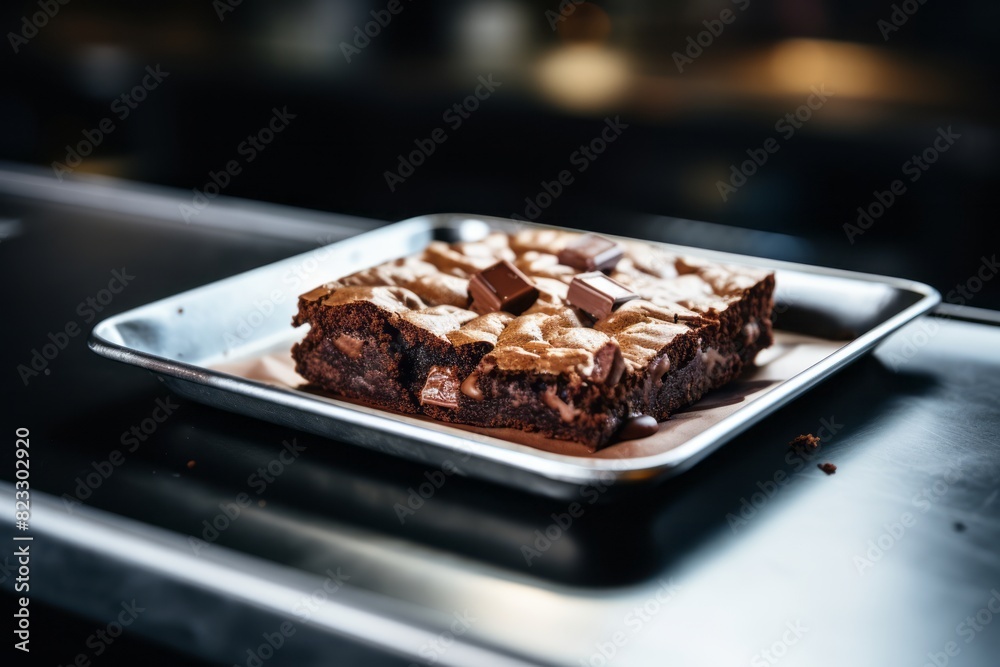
left=333, top=334, right=363, bottom=358
left=420, top=366, right=460, bottom=408
left=557, top=234, right=623, bottom=272
left=649, top=354, right=671, bottom=384
left=589, top=343, right=625, bottom=386
left=461, top=371, right=484, bottom=401
left=618, top=415, right=658, bottom=440
left=468, top=260, right=539, bottom=315
left=818, top=462, right=837, bottom=475
left=567, top=272, right=639, bottom=320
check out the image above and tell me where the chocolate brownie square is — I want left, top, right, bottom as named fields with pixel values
left=291, top=229, right=774, bottom=449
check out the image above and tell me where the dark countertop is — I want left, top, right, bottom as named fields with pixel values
left=2, top=169, right=999, bottom=667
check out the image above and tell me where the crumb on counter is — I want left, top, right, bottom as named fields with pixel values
left=818, top=462, right=837, bottom=475
left=789, top=433, right=821, bottom=455
left=186, top=459, right=196, bottom=469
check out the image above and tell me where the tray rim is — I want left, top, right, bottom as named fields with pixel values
left=89, top=213, right=941, bottom=488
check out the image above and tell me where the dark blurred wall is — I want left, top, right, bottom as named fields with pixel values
left=1, top=0, right=997, bottom=306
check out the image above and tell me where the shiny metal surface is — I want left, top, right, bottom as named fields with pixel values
left=7, top=312, right=1000, bottom=667
left=89, top=213, right=939, bottom=498
left=3, top=169, right=997, bottom=666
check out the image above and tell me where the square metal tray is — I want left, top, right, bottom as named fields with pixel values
left=89, top=214, right=940, bottom=498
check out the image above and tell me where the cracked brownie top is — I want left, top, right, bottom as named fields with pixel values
left=297, top=229, right=772, bottom=384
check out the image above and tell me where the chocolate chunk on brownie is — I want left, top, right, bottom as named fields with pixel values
left=567, top=272, right=639, bottom=320
left=557, top=233, right=624, bottom=273
left=468, top=260, right=538, bottom=315
left=292, top=230, right=775, bottom=449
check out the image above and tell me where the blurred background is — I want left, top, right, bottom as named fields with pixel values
left=1, top=0, right=997, bottom=306
left=2, top=4, right=999, bottom=665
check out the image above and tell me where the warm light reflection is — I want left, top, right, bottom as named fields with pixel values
left=767, top=39, right=887, bottom=98
left=536, top=43, right=630, bottom=112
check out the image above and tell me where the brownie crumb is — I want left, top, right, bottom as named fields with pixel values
left=954, top=521, right=966, bottom=532
left=818, top=462, right=837, bottom=475
left=186, top=460, right=196, bottom=469
left=789, top=433, right=821, bottom=455
left=177, top=307, right=184, bottom=314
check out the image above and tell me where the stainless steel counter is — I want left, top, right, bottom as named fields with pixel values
left=2, top=167, right=998, bottom=666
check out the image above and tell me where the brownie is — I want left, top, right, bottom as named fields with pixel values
left=292, top=230, right=775, bottom=449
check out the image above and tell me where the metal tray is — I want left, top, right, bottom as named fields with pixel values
left=89, top=214, right=940, bottom=498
